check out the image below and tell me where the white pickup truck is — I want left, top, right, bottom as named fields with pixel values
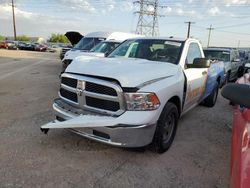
left=41, top=37, right=223, bottom=153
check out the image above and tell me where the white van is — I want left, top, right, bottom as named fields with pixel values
left=62, top=31, right=142, bottom=72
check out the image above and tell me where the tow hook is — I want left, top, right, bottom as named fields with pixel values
left=41, top=128, right=49, bottom=134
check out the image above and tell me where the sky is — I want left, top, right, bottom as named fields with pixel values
left=1, top=0, right=250, bottom=47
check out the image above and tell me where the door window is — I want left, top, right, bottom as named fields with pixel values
left=186, top=43, right=202, bottom=65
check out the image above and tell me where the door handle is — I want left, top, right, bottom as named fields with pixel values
left=202, top=71, right=207, bottom=75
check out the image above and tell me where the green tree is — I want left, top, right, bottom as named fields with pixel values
left=48, top=33, right=69, bottom=43
left=0, top=35, right=5, bottom=41
left=16, top=35, right=30, bottom=41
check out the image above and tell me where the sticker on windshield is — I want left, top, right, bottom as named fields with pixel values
left=164, top=41, right=182, bottom=47
left=222, top=51, right=230, bottom=55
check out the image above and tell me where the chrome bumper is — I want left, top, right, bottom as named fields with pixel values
left=52, top=99, right=157, bottom=147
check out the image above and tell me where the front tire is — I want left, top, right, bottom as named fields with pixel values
left=203, top=82, right=219, bottom=107
left=153, top=102, right=179, bottom=154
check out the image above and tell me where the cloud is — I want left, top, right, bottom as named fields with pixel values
left=0, top=4, right=34, bottom=20
left=56, top=0, right=96, bottom=13
left=208, top=6, right=221, bottom=16
left=225, top=0, right=250, bottom=5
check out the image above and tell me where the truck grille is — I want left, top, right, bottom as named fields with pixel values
left=85, top=82, right=117, bottom=96
left=59, top=73, right=125, bottom=116
left=61, top=77, right=77, bottom=88
left=60, top=88, right=78, bottom=103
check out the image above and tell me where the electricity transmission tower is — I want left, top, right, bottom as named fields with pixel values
left=134, top=0, right=166, bottom=36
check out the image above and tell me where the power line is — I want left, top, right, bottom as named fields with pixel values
left=207, top=25, right=214, bottom=47
left=12, top=0, right=17, bottom=41
left=184, top=21, right=195, bottom=38
left=134, top=0, right=167, bottom=36
left=215, top=22, right=250, bottom=29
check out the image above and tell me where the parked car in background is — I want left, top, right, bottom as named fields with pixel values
left=41, top=37, right=223, bottom=153
left=23, top=43, right=36, bottom=51
left=0, top=41, right=7, bottom=49
left=17, top=42, right=27, bottom=50
left=221, top=73, right=250, bottom=188
left=6, top=41, right=18, bottom=50
left=204, top=48, right=243, bottom=83
left=35, top=44, right=47, bottom=52
left=61, top=31, right=142, bottom=73
left=60, top=31, right=83, bottom=60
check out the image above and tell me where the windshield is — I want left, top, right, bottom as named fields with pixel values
left=108, top=39, right=183, bottom=64
left=204, top=50, right=230, bottom=62
left=90, top=41, right=120, bottom=53
left=73, top=37, right=105, bottom=51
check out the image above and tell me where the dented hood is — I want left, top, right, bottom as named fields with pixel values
left=65, top=31, right=83, bottom=45
left=65, top=57, right=178, bottom=87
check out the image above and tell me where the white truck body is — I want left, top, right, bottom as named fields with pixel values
left=42, top=37, right=220, bottom=152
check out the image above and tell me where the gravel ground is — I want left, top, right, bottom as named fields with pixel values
left=0, top=49, right=232, bottom=188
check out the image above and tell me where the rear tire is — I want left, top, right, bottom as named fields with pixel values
left=153, top=102, right=179, bottom=154
left=203, top=82, right=219, bottom=107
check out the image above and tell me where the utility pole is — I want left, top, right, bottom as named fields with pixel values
left=184, top=21, right=195, bottom=38
left=12, top=0, right=17, bottom=41
left=237, top=40, right=240, bottom=49
left=134, top=0, right=167, bottom=36
left=207, top=25, right=214, bottom=47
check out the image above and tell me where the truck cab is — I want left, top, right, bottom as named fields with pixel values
left=42, top=37, right=222, bottom=153
left=204, top=48, right=242, bottom=83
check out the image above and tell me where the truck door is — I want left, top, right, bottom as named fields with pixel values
left=183, top=43, right=208, bottom=112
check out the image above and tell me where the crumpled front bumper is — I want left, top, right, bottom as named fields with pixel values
left=41, top=99, right=158, bottom=147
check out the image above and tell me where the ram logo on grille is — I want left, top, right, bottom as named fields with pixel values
left=76, top=80, right=86, bottom=96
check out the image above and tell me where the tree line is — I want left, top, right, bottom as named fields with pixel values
left=0, top=33, right=69, bottom=43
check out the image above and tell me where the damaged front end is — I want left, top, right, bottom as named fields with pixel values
left=40, top=73, right=159, bottom=147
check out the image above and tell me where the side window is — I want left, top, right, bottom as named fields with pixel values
left=186, top=43, right=202, bottom=64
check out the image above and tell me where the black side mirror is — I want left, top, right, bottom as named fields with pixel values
left=186, top=58, right=211, bottom=69
left=221, top=83, right=250, bottom=109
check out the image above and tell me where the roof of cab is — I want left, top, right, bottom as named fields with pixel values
left=84, top=31, right=143, bottom=41
left=204, top=47, right=234, bottom=52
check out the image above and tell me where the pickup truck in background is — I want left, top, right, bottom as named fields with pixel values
left=61, top=31, right=142, bottom=73
left=60, top=31, right=83, bottom=60
left=204, top=47, right=243, bottom=83
left=41, top=37, right=224, bottom=153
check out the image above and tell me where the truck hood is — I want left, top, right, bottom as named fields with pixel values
left=65, top=31, right=83, bottom=45
left=64, top=50, right=103, bottom=61
left=66, top=57, right=178, bottom=87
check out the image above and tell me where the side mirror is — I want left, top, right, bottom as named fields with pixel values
left=186, top=58, right=211, bottom=69
left=221, top=83, right=250, bottom=109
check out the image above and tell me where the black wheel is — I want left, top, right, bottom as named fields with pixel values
left=153, top=102, right=179, bottom=154
left=203, top=82, right=219, bottom=107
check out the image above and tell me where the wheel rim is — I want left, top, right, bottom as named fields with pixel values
left=162, top=113, right=175, bottom=144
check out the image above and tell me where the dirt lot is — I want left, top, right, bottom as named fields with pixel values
left=0, top=49, right=232, bottom=188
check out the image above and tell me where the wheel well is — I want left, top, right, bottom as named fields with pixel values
left=168, top=96, right=181, bottom=116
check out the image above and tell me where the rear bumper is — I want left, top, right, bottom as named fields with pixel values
left=49, top=99, right=158, bottom=147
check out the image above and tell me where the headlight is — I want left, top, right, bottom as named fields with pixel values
left=124, top=93, right=160, bottom=111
